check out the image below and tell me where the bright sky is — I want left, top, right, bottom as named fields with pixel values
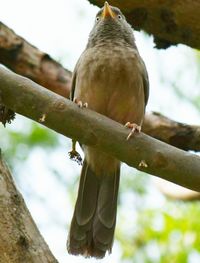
left=0, top=0, right=200, bottom=262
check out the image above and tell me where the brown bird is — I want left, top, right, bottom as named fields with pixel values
left=67, top=1, right=149, bottom=258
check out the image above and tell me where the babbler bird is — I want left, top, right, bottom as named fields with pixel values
left=67, top=1, right=149, bottom=258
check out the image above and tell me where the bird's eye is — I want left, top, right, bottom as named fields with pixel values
left=96, top=16, right=100, bottom=22
left=118, top=15, right=122, bottom=20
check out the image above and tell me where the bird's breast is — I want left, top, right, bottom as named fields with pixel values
left=74, top=45, right=145, bottom=125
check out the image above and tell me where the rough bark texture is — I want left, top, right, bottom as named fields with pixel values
left=1, top=22, right=200, bottom=152
left=89, top=0, right=200, bottom=49
left=1, top=67, right=200, bottom=192
left=0, top=151, right=58, bottom=263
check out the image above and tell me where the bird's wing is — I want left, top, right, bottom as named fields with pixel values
left=70, top=51, right=86, bottom=101
left=141, top=59, right=149, bottom=106
left=70, top=67, right=77, bottom=101
left=70, top=50, right=86, bottom=100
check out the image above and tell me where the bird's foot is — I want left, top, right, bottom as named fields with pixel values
left=73, top=98, right=88, bottom=108
left=68, top=150, right=83, bottom=165
left=68, top=139, right=83, bottom=165
left=125, top=122, right=141, bottom=140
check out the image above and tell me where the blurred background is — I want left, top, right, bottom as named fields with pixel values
left=1, top=0, right=200, bottom=262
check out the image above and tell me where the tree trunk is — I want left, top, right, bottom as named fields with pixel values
left=0, top=151, right=58, bottom=263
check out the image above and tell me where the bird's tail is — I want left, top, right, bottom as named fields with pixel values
left=67, top=159, right=120, bottom=258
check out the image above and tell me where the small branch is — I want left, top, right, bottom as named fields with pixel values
left=89, top=0, right=200, bottom=49
left=0, top=151, right=58, bottom=262
left=153, top=177, right=200, bottom=201
left=1, top=67, right=200, bottom=192
left=1, top=22, right=200, bottom=152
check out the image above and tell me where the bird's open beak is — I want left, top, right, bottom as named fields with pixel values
left=101, top=2, right=115, bottom=19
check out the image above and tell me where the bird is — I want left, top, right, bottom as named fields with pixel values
left=67, top=1, right=149, bottom=259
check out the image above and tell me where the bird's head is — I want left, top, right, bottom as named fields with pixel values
left=96, top=1, right=124, bottom=22
left=87, top=2, right=135, bottom=48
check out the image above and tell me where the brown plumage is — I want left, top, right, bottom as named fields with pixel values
left=67, top=2, right=149, bottom=258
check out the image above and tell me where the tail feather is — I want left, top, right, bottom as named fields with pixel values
left=97, top=173, right=119, bottom=228
left=67, top=159, right=120, bottom=258
left=75, top=162, right=98, bottom=225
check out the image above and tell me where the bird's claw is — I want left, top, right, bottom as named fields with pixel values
left=125, top=122, right=141, bottom=140
left=73, top=98, right=88, bottom=108
left=68, top=139, right=83, bottom=165
left=68, top=150, right=83, bottom=165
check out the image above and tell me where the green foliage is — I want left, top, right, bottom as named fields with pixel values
left=117, top=197, right=200, bottom=263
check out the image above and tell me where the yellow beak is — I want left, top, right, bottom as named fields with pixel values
left=101, top=2, right=115, bottom=19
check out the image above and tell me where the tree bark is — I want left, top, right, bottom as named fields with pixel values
left=0, top=151, right=58, bottom=263
left=143, top=112, right=200, bottom=151
left=89, top=0, right=200, bottom=49
left=1, top=22, right=200, bottom=152
left=1, top=66, right=200, bottom=192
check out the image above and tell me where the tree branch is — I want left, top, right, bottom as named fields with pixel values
left=143, top=112, right=200, bottom=151
left=1, top=22, right=200, bottom=152
left=89, top=0, right=200, bottom=49
left=0, top=151, right=58, bottom=262
left=153, top=177, right=200, bottom=201
left=0, top=66, right=200, bottom=192
left=0, top=22, right=71, bottom=98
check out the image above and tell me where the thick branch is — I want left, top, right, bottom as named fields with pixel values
left=0, top=22, right=71, bottom=98
left=89, top=0, right=200, bottom=49
left=0, top=22, right=200, bottom=152
left=143, top=112, right=200, bottom=151
left=0, top=151, right=58, bottom=263
left=0, top=67, right=200, bottom=192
